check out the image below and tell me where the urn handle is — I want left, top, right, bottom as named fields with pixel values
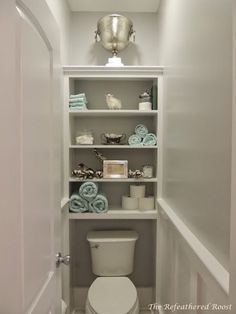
left=95, top=30, right=100, bottom=42
left=129, top=28, right=136, bottom=43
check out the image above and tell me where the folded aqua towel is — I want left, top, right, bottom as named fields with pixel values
left=89, top=194, right=108, bottom=213
left=128, top=134, right=143, bottom=146
left=135, top=124, right=148, bottom=138
left=143, top=133, right=157, bottom=146
left=79, top=181, right=98, bottom=202
left=69, top=98, right=87, bottom=104
left=69, top=103, right=87, bottom=110
left=70, top=93, right=86, bottom=98
left=69, top=193, right=89, bottom=213
left=69, top=102, right=87, bottom=107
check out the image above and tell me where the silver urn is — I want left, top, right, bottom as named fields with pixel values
left=95, top=14, right=135, bottom=66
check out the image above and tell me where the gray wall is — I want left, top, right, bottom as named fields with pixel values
left=156, top=0, right=232, bottom=269
left=46, top=0, right=71, bottom=63
left=69, top=12, right=159, bottom=65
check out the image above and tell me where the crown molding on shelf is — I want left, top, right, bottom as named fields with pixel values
left=63, top=65, right=164, bottom=77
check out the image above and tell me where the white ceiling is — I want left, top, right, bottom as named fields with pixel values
left=67, top=0, right=161, bottom=13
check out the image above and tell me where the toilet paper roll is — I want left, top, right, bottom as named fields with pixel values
left=122, top=196, right=139, bottom=210
left=139, top=196, right=155, bottom=211
left=139, top=102, right=152, bottom=111
left=130, top=185, right=146, bottom=198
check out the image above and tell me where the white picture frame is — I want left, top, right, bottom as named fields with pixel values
left=103, top=160, right=128, bottom=178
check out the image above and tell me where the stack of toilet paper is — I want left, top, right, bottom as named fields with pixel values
left=122, top=185, right=155, bottom=211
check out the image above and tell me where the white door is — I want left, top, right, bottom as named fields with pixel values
left=0, top=1, right=62, bottom=313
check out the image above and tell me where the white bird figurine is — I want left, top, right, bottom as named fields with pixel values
left=105, top=93, right=122, bottom=110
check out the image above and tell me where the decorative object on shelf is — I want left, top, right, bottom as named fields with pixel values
left=93, top=148, right=107, bottom=162
left=106, top=94, right=122, bottom=110
left=151, top=84, right=158, bottom=110
left=130, top=184, right=146, bottom=198
left=142, top=165, right=153, bottom=178
left=72, top=163, right=95, bottom=180
left=128, top=169, right=144, bottom=179
left=128, top=134, right=142, bottom=146
left=138, top=89, right=152, bottom=111
left=135, top=124, right=149, bottom=139
left=128, top=124, right=157, bottom=146
left=79, top=181, right=98, bottom=202
left=69, top=181, right=108, bottom=214
left=72, top=165, right=104, bottom=180
left=70, top=192, right=89, bottom=213
left=139, top=196, right=155, bottom=211
left=95, top=14, right=135, bottom=67
left=101, top=132, right=126, bottom=145
left=143, top=133, right=157, bottom=146
left=69, top=93, right=88, bottom=110
left=122, top=196, right=139, bottom=210
left=88, top=193, right=109, bottom=213
left=75, top=130, right=94, bottom=145
left=103, top=160, right=128, bottom=178
left=95, top=170, right=103, bottom=179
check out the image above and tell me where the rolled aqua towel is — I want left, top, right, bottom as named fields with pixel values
left=79, top=181, right=98, bottom=202
left=69, top=193, right=89, bottom=213
left=143, top=133, right=157, bottom=146
left=128, top=134, right=143, bottom=146
left=135, top=124, right=148, bottom=138
left=89, top=194, right=108, bottom=213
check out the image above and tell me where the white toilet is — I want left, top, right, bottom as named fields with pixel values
left=86, top=230, right=139, bottom=314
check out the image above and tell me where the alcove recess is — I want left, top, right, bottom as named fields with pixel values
left=62, top=66, right=163, bottom=313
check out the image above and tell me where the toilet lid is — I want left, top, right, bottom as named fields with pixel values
left=88, top=277, right=137, bottom=314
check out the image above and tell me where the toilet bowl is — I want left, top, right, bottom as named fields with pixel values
left=85, top=277, right=139, bottom=314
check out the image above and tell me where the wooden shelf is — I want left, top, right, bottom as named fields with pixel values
left=69, top=145, right=157, bottom=149
left=69, top=177, right=158, bottom=182
left=69, top=110, right=158, bottom=117
left=69, top=209, right=158, bottom=220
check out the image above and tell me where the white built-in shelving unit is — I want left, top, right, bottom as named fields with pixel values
left=62, top=66, right=163, bottom=313
left=63, top=66, right=163, bottom=219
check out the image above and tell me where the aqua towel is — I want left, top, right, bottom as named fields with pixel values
left=89, top=194, right=108, bottom=213
left=69, top=99, right=87, bottom=104
left=128, top=134, right=143, bottom=146
left=69, top=102, right=87, bottom=107
left=69, top=102, right=86, bottom=106
left=79, top=181, right=98, bottom=202
left=69, top=193, right=89, bottom=213
left=70, top=93, right=86, bottom=98
left=135, top=124, right=148, bottom=138
left=69, top=103, right=87, bottom=110
left=143, top=133, right=157, bottom=146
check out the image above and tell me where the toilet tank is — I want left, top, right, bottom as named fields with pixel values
left=87, top=230, right=138, bottom=276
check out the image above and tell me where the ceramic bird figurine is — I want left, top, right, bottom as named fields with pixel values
left=105, top=93, right=122, bottom=110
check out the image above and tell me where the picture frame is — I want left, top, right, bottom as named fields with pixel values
left=103, top=160, right=128, bottom=179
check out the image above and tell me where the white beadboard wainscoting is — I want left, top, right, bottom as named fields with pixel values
left=156, top=199, right=230, bottom=313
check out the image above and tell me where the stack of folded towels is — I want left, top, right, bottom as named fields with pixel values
left=69, top=93, right=88, bottom=110
left=69, top=181, right=108, bottom=214
left=128, top=124, right=157, bottom=146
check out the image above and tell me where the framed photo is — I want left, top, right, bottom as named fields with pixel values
left=103, top=160, right=128, bottom=179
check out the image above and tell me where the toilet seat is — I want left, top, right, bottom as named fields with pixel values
left=87, top=277, right=138, bottom=314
